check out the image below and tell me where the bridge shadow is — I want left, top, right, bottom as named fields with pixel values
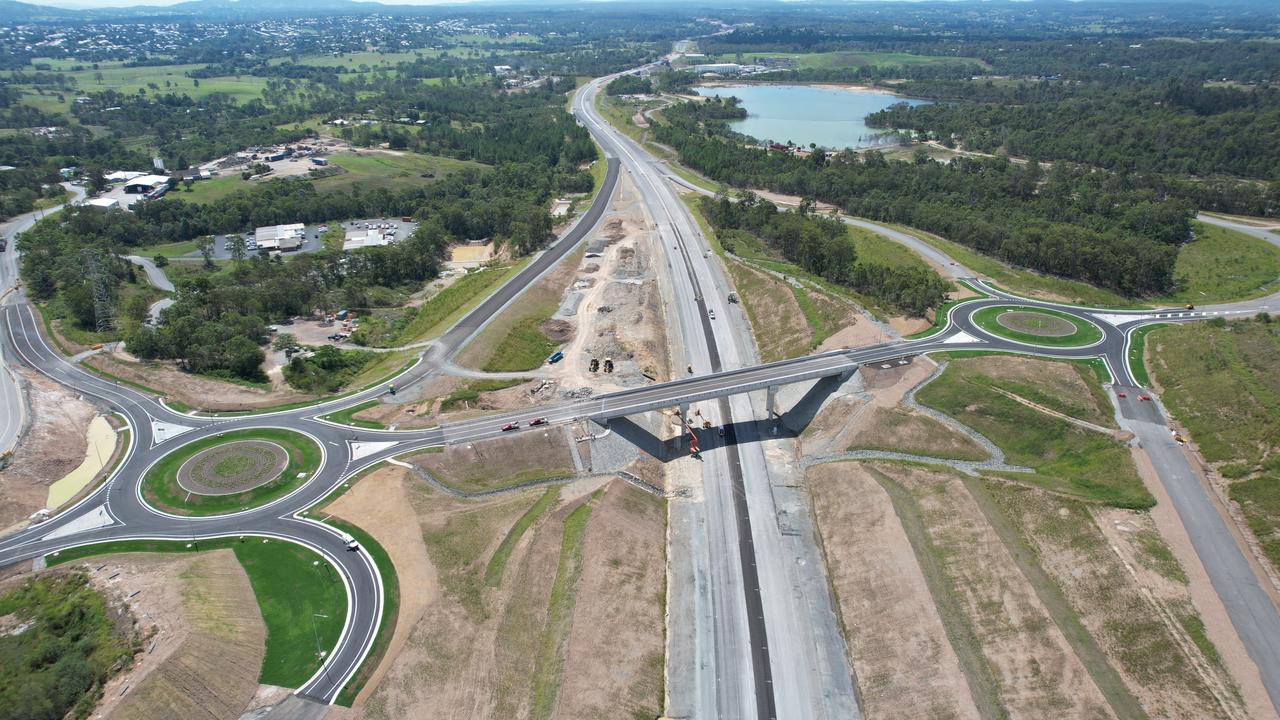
left=601, top=373, right=849, bottom=462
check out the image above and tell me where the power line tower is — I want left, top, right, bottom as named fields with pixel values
left=80, top=248, right=115, bottom=333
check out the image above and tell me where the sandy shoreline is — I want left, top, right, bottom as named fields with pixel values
left=694, top=80, right=914, bottom=98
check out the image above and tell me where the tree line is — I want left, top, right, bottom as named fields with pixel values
left=656, top=99, right=1190, bottom=297
left=700, top=193, right=949, bottom=317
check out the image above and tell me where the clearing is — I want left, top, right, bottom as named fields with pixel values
left=808, top=462, right=982, bottom=720
left=355, top=477, right=664, bottom=720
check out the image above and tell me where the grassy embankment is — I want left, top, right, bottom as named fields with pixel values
left=916, top=357, right=1153, bottom=509
left=408, top=433, right=576, bottom=494
left=440, top=378, right=528, bottom=412
left=454, top=248, right=584, bottom=373
left=140, top=428, right=321, bottom=515
left=49, top=537, right=347, bottom=688
left=1146, top=318, right=1280, bottom=573
left=684, top=193, right=931, bottom=359
left=876, top=219, right=1280, bottom=309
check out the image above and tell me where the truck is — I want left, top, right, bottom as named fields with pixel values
left=727, top=292, right=739, bottom=304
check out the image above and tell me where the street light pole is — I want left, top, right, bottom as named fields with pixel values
left=311, top=612, right=329, bottom=659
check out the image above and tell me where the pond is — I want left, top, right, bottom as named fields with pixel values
left=694, top=84, right=927, bottom=150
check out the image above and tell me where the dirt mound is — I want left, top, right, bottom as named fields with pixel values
left=540, top=318, right=574, bottom=343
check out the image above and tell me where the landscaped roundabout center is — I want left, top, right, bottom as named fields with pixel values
left=142, top=429, right=321, bottom=516
left=971, top=305, right=1104, bottom=348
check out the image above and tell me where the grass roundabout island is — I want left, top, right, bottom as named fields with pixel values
left=971, top=305, right=1104, bottom=348
left=143, top=428, right=322, bottom=516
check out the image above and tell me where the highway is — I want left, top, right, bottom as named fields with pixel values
left=2, top=68, right=1280, bottom=718
left=1, top=184, right=86, bottom=455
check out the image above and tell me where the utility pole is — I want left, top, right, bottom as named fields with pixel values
left=80, top=248, right=115, bottom=333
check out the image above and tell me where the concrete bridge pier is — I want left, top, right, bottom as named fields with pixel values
left=766, top=384, right=779, bottom=418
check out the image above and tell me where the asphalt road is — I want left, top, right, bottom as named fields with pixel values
left=0, top=162, right=621, bottom=705
left=3, top=70, right=1280, bottom=717
left=1, top=184, right=87, bottom=455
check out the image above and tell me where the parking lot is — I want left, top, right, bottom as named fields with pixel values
left=208, top=217, right=417, bottom=259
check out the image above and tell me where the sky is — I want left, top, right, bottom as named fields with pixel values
left=38, top=0, right=461, bottom=7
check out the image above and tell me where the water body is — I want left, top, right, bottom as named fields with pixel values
left=695, top=84, right=928, bottom=150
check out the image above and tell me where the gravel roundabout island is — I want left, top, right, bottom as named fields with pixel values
left=142, top=429, right=321, bottom=516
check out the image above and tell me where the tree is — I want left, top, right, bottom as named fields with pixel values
left=198, top=237, right=215, bottom=270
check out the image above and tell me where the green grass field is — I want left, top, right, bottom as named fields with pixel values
left=1159, top=221, right=1280, bottom=306
left=48, top=536, right=346, bottom=689
left=481, top=317, right=558, bottom=372
left=9, top=61, right=271, bottom=112
left=917, top=358, right=1154, bottom=509
left=971, top=305, right=1104, bottom=347
left=141, top=428, right=321, bottom=516
left=180, top=151, right=481, bottom=205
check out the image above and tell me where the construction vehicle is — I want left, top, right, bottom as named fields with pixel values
left=1184, top=303, right=1195, bottom=310
left=387, top=384, right=396, bottom=395
left=727, top=292, right=739, bottom=304
left=589, top=358, right=600, bottom=372
left=702, top=419, right=712, bottom=429
left=603, top=358, right=614, bottom=373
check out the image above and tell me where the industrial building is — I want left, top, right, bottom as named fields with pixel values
left=123, top=174, right=171, bottom=194
left=255, top=223, right=306, bottom=251
left=343, top=229, right=393, bottom=251
left=85, top=198, right=120, bottom=210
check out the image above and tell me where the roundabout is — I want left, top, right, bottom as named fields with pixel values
left=142, top=429, right=321, bottom=516
left=971, top=305, right=1104, bottom=348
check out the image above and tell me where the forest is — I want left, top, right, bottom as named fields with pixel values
left=868, top=80, right=1280, bottom=181
left=657, top=100, right=1189, bottom=297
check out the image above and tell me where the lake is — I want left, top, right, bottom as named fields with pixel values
left=694, top=84, right=927, bottom=150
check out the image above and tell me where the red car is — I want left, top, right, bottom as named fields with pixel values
left=1116, top=392, right=1127, bottom=398
left=501, top=422, right=520, bottom=432
left=529, top=417, right=548, bottom=426
left=1138, top=395, right=1152, bottom=401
